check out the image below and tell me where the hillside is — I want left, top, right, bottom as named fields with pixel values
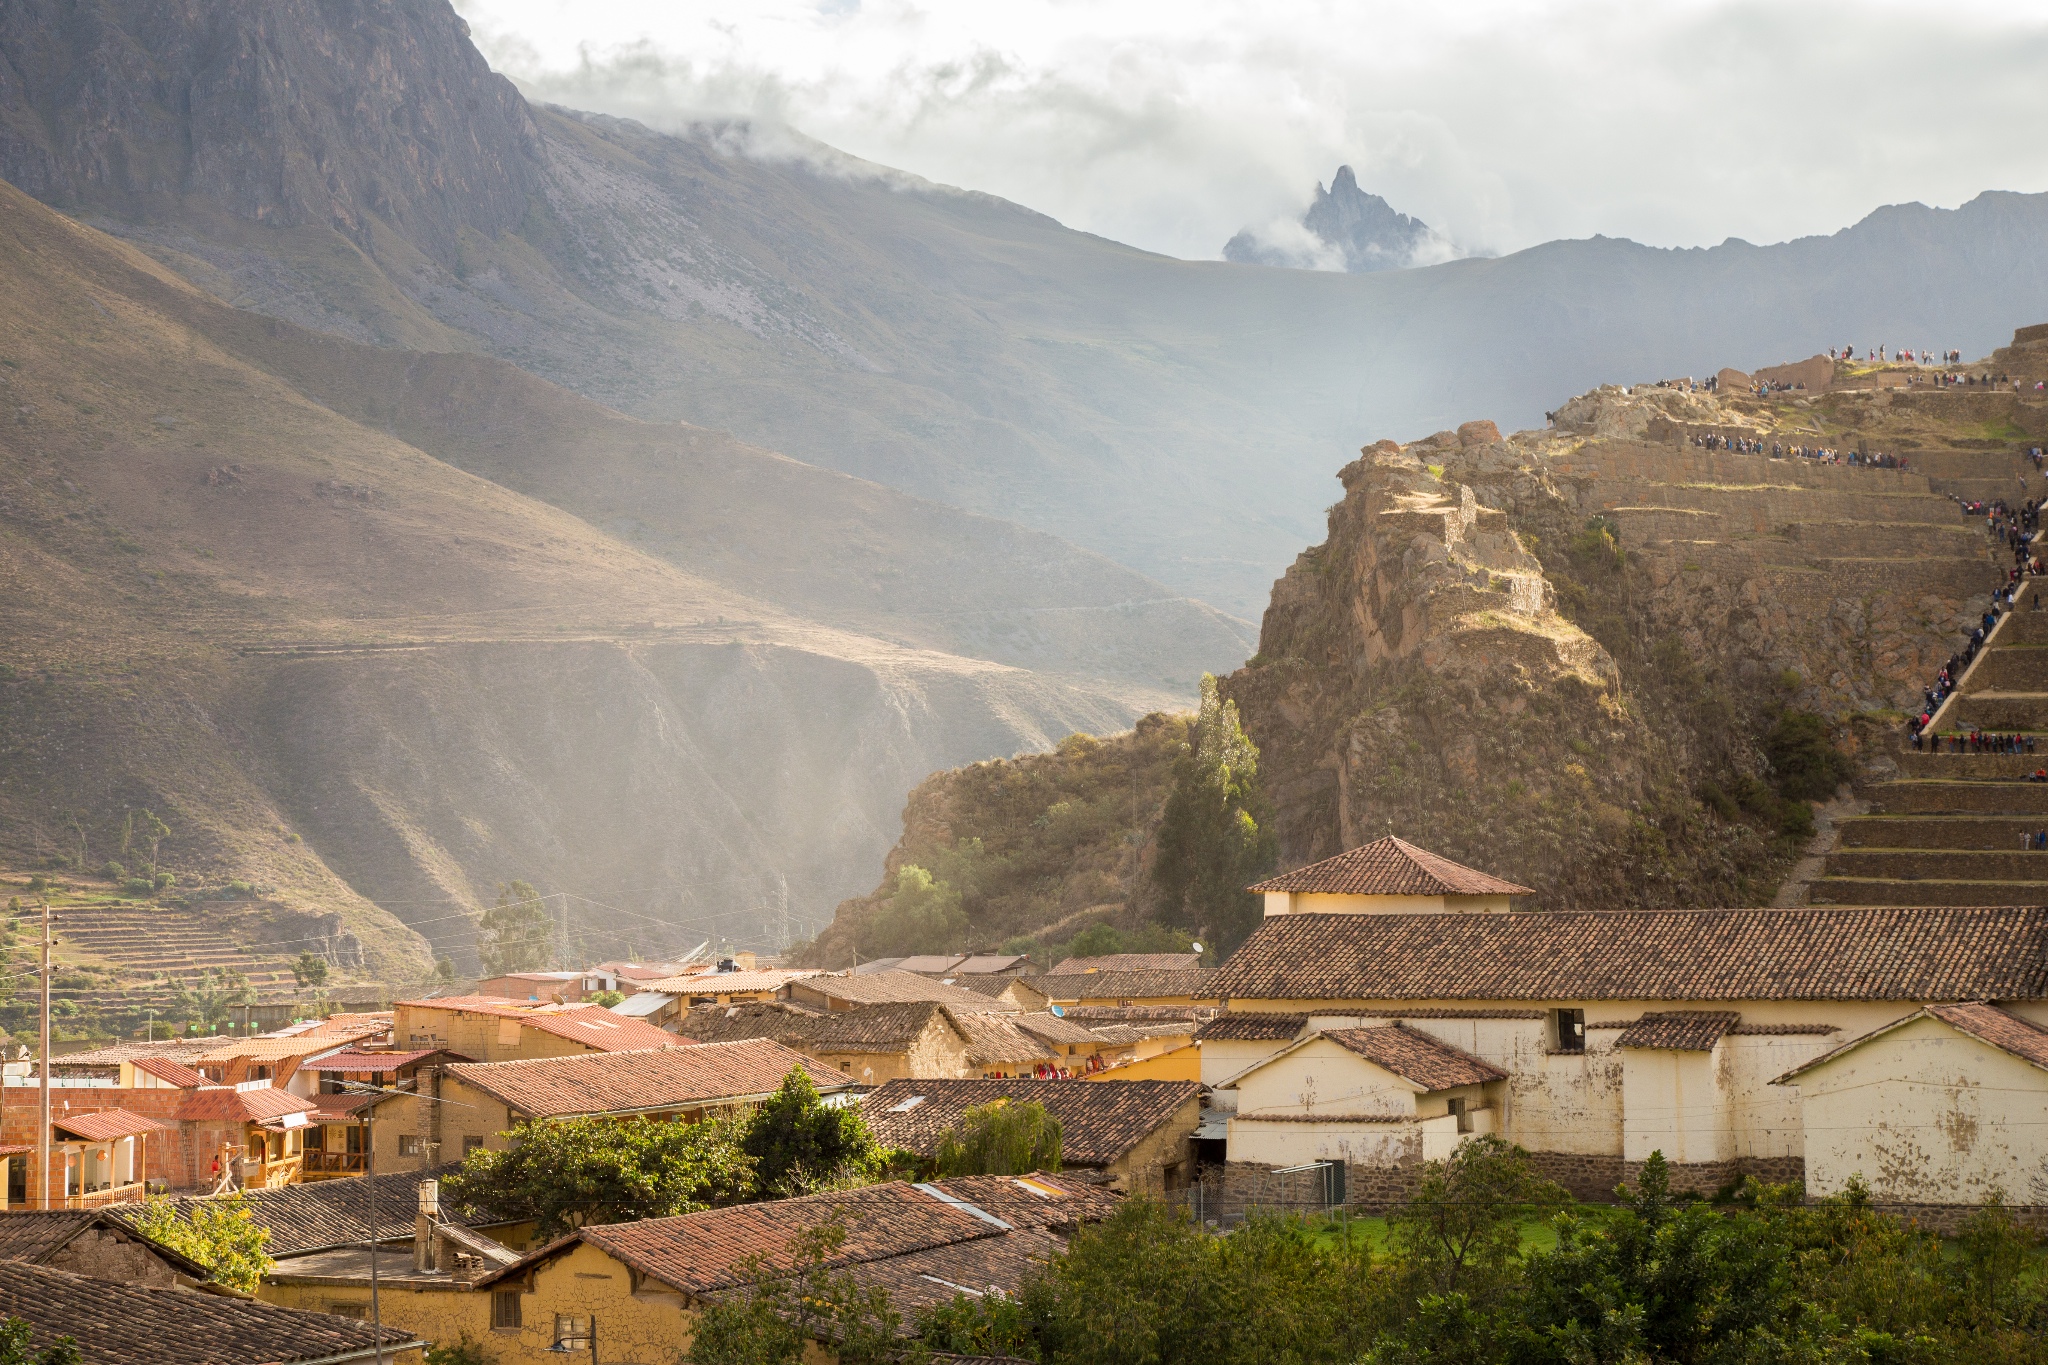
left=826, top=342, right=2046, bottom=945
left=0, top=177, right=1211, bottom=1022
left=8, top=1, right=2048, bottom=619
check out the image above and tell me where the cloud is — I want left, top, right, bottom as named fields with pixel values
left=456, top=0, right=2048, bottom=261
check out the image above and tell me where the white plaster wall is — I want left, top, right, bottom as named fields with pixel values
left=1230, top=1038, right=1417, bottom=1120
left=1622, top=1049, right=1728, bottom=1164
left=1791, top=1015, right=2048, bottom=1205
left=1227, top=1118, right=1418, bottom=1167
left=1202, top=1037, right=1298, bottom=1088
left=1719, top=1035, right=1831, bottom=1160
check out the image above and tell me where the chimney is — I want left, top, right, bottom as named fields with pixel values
left=414, top=1179, right=439, bottom=1273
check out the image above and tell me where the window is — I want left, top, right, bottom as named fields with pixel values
left=464, top=1136, right=485, bottom=1157
left=491, top=1291, right=523, bottom=1330
left=250, top=1065, right=272, bottom=1081
left=1553, top=1008, right=1586, bottom=1054
left=554, top=1314, right=593, bottom=1349
left=328, top=1301, right=369, bottom=1320
left=1447, top=1097, right=1471, bottom=1134
left=397, top=1135, right=425, bottom=1158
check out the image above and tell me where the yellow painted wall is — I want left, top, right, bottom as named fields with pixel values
left=393, top=1005, right=604, bottom=1063
left=1091, top=1044, right=1201, bottom=1083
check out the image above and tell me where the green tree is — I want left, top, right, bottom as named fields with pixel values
left=590, top=989, right=625, bottom=1008
left=290, top=951, right=329, bottom=993
left=861, top=865, right=967, bottom=958
left=688, top=1224, right=915, bottom=1365
left=131, top=1191, right=274, bottom=1293
left=475, top=880, right=553, bottom=976
left=934, top=1098, right=1062, bottom=1177
left=0, top=1320, right=79, bottom=1365
left=1150, top=675, right=1275, bottom=957
left=442, top=1114, right=752, bottom=1239
left=1388, top=1136, right=1564, bottom=1301
left=167, top=967, right=253, bottom=1032
left=1764, top=711, right=1850, bottom=803
left=423, top=1336, right=496, bottom=1365
left=741, top=1068, right=882, bottom=1197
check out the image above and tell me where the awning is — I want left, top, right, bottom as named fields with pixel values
left=52, top=1109, right=169, bottom=1142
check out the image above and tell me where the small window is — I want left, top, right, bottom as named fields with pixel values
left=250, top=1065, right=272, bottom=1081
left=328, top=1301, right=369, bottom=1320
left=1553, top=1008, right=1586, bottom=1054
left=464, top=1136, right=485, bottom=1157
left=491, top=1290, right=523, bottom=1330
left=554, top=1314, right=592, bottom=1349
left=397, top=1135, right=425, bottom=1158
left=1447, top=1097, right=1471, bottom=1134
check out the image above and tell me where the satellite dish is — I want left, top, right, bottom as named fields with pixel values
left=1050, top=1005, right=1065, bottom=1017
left=1191, top=942, right=1204, bottom=954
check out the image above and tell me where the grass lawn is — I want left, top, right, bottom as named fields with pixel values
left=1305, top=1207, right=1606, bottom=1255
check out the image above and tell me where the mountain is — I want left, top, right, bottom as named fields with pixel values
left=0, top=176, right=1231, bottom=992
left=10, top=2, right=2048, bottom=622
left=1223, top=166, right=1460, bottom=272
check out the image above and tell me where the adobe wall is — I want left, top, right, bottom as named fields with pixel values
left=44, top=1227, right=185, bottom=1287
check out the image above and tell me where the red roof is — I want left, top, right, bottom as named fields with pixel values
left=399, top=998, right=679, bottom=1052
left=1248, top=836, right=1533, bottom=897
left=53, top=1110, right=168, bottom=1142
left=445, top=1041, right=846, bottom=1118
left=302, top=1049, right=466, bottom=1072
left=1929, top=1002, right=2048, bottom=1068
left=129, top=1056, right=208, bottom=1088
left=1318, top=1026, right=1508, bottom=1091
left=174, top=1086, right=320, bottom=1123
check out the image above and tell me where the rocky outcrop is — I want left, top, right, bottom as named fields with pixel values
left=1224, top=166, right=1459, bottom=272
left=1227, top=369, right=2023, bottom=908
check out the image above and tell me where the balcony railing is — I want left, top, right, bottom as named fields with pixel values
left=301, top=1151, right=367, bottom=1178
left=67, top=1181, right=145, bottom=1209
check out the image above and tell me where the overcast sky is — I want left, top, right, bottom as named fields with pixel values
left=456, top=0, right=2048, bottom=264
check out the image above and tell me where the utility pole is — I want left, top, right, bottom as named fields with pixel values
left=38, top=901, right=51, bottom=1211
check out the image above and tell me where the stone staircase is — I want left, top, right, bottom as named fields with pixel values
left=1811, top=524, right=2048, bottom=906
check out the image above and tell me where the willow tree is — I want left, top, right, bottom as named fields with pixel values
left=1151, top=675, right=1275, bottom=957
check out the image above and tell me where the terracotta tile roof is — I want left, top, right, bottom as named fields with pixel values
left=1047, top=954, right=1201, bottom=975
left=1194, top=1014, right=1307, bottom=1041
left=399, top=996, right=681, bottom=1051
left=0, top=1210, right=210, bottom=1280
left=839, top=1226, right=1068, bottom=1319
left=1040, top=970, right=1219, bottom=1001
left=446, top=1041, right=848, bottom=1118
left=860, top=1079, right=1200, bottom=1166
left=1057, top=1005, right=1220, bottom=1025
left=1614, top=1012, right=1742, bottom=1052
left=1319, top=1026, right=1507, bottom=1090
left=648, top=970, right=819, bottom=996
left=932, top=974, right=1041, bottom=1000
left=53, top=1109, right=169, bottom=1142
left=1928, top=1002, right=2048, bottom=1069
left=950, top=1015, right=1059, bottom=1067
left=909, top=1173, right=1123, bottom=1231
left=0, top=1258, right=418, bottom=1363
left=111, top=1167, right=512, bottom=1256
left=48, top=1040, right=215, bottom=1071
left=303, top=1048, right=467, bottom=1072
left=1010, top=1013, right=1102, bottom=1047
left=196, top=1026, right=386, bottom=1063
left=307, top=1091, right=380, bottom=1123
left=1248, top=836, right=1534, bottom=897
left=172, top=1086, right=319, bottom=1124
left=786, top=972, right=1014, bottom=1012
left=1213, top=906, right=2048, bottom=1002
left=129, top=1056, right=208, bottom=1087
left=678, top=1001, right=966, bottom=1054
left=954, top=956, right=1032, bottom=974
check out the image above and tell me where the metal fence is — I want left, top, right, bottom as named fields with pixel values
left=1187, top=1160, right=1349, bottom=1230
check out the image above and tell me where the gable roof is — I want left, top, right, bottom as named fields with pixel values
left=1248, top=836, right=1534, bottom=897
left=1615, top=1011, right=1742, bottom=1052
left=1213, top=906, right=2048, bottom=1002
left=860, top=1079, right=1201, bottom=1166
left=445, top=1041, right=848, bottom=1118
left=1040, top=970, right=1219, bottom=1001
left=1011, top=1013, right=1102, bottom=1047
left=0, top=1210, right=210, bottom=1281
left=196, top=1024, right=387, bottom=1064
left=174, top=1086, right=319, bottom=1124
left=928, top=973, right=1044, bottom=1002
left=678, top=1001, right=968, bottom=1054
left=397, top=996, right=680, bottom=1051
left=646, top=970, right=817, bottom=997
left=1047, top=953, right=1201, bottom=975
left=785, top=971, right=1015, bottom=1012
left=129, top=1056, right=208, bottom=1088
left=112, top=1168, right=515, bottom=1256
left=302, top=1048, right=468, bottom=1072
left=1194, top=1013, right=1307, bottom=1042
left=949, top=1014, right=1059, bottom=1067
left=1317, top=1026, right=1508, bottom=1090
left=0, top=1258, right=417, bottom=1364
left=49, top=1040, right=215, bottom=1072
left=1777, top=1001, right=2048, bottom=1084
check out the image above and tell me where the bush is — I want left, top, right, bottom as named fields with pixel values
left=742, top=1068, right=883, bottom=1197
left=861, top=865, right=967, bottom=958
left=122, top=877, right=155, bottom=897
left=100, top=860, right=126, bottom=881
left=1766, top=710, right=1851, bottom=802
left=935, top=1098, right=1062, bottom=1176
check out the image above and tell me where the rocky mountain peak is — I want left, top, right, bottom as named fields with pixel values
left=1224, top=164, right=1462, bottom=272
left=0, top=0, right=546, bottom=267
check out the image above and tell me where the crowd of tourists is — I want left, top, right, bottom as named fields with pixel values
left=1686, top=431, right=1908, bottom=469
left=1907, top=497, right=2043, bottom=747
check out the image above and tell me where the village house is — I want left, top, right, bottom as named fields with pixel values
left=392, top=996, right=680, bottom=1062
left=779, top=970, right=1016, bottom=1014
left=278, top=1174, right=1115, bottom=1363
left=153, top=1166, right=529, bottom=1263
left=298, top=1048, right=473, bottom=1180
left=640, top=968, right=818, bottom=1007
left=923, top=972, right=1053, bottom=1011
left=1038, top=969, right=1221, bottom=1009
left=1205, top=837, right=2048, bottom=1214
left=373, top=1040, right=850, bottom=1173
left=0, top=1208, right=211, bottom=1287
left=861, top=1078, right=1202, bottom=1193
left=0, top=1258, right=422, bottom=1364
left=677, top=1001, right=1085, bottom=1081
left=192, top=1019, right=391, bottom=1094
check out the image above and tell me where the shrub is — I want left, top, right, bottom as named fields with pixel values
left=122, top=877, right=154, bottom=897
left=1767, top=711, right=1851, bottom=802
left=100, top=860, right=125, bottom=881
left=935, top=1098, right=1062, bottom=1177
